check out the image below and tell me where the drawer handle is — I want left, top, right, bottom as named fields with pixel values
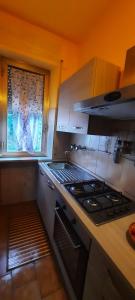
left=47, top=180, right=55, bottom=190
left=40, top=170, right=44, bottom=176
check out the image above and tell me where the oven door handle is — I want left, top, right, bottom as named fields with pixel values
left=55, top=207, right=81, bottom=250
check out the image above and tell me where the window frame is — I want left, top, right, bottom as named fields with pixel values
left=0, top=57, right=50, bottom=156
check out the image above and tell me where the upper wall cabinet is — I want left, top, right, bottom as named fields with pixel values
left=122, top=46, right=135, bottom=87
left=57, top=57, right=120, bottom=134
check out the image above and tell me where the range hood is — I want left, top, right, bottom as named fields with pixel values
left=74, top=84, right=135, bottom=120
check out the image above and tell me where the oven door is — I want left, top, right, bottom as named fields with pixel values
left=54, top=207, right=89, bottom=300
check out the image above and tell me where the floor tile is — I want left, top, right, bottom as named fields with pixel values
left=12, top=262, right=36, bottom=288
left=0, top=273, right=12, bottom=300
left=13, top=280, right=41, bottom=300
left=35, top=256, right=62, bottom=298
left=43, top=288, right=69, bottom=300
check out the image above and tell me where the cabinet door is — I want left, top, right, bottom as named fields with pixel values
left=102, top=273, right=122, bottom=300
left=69, top=110, right=89, bottom=134
left=57, top=58, right=120, bottom=134
left=66, top=60, right=95, bottom=102
left=94, top=58, right=120, bottom=96
left=103, top=254, right=135, bottom=300
left=83, top=240, right=107, bottom=300
left=37, top=167, right=56, bottom=241
left=83, top=240, right=135, bottom=300
left=57, top=82, right=70, bottom=132
left=67, top=61, right=94, bottom=134
left=57, top=61, right=95, bottom=134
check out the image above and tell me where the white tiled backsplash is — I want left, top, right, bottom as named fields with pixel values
left=70, top=133, right=135, bottom=200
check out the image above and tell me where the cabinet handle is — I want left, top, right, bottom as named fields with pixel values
left=47, top=180, right=55, bottom=190
left=40, top=170, right=44, bottom=176
left=73, top=126, right=83, bottom=130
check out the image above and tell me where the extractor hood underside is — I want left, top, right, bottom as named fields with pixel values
left=74, top=85, right=135, bottom=120
left=75, top=99, right=135, bottom=120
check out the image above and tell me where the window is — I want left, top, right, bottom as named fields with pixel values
left=0, top=58, right=49, bottom=155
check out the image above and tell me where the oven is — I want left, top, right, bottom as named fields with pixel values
left=53, top=197, right=91, bottom=300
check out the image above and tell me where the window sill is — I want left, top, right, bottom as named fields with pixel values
left=0, top=155, right=51, bottom=162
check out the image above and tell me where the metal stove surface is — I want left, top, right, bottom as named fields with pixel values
left=65, top=180, right=135, bottom=225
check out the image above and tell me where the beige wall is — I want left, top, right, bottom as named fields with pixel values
left=79, top=0, right=135, bottom=73
left=70, top=133, right=135, bottom=200
left=0, top=10, right=79, bottom=83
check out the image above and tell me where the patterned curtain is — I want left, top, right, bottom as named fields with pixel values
left=7, top=66, right=44, bottom=152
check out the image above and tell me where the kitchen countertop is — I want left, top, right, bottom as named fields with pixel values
left=40, top=161, right=135, bottom=291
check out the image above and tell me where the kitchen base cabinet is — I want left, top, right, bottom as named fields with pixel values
left=37, top=164, right=58, bottom=243
left=37, top=166, right=135, bottom=300
left=83, top=240, right=135, bottom=300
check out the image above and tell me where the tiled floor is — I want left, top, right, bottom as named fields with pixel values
left=0, top=256, right=69, bottom=300
left=0, top=202, right=69, bottom=300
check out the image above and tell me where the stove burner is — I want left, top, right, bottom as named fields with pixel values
left=111, top=197, right=121, bottom=202
left=89, top=201, right=97, bottom=207
left=90, top=182, right=103, bottom=189
left=83, top=199, right=101, bottom=212
left=66, top=179, right=110, bottom=198
left=69, top=186, right=83, bottom=195
left=106, top=193, right=122, bottom=205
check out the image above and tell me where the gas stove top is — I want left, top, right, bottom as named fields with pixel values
left=65, top=180, right=135, bottom=225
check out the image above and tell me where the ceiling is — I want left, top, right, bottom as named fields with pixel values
left=0, top=0, right=112, bottom=43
